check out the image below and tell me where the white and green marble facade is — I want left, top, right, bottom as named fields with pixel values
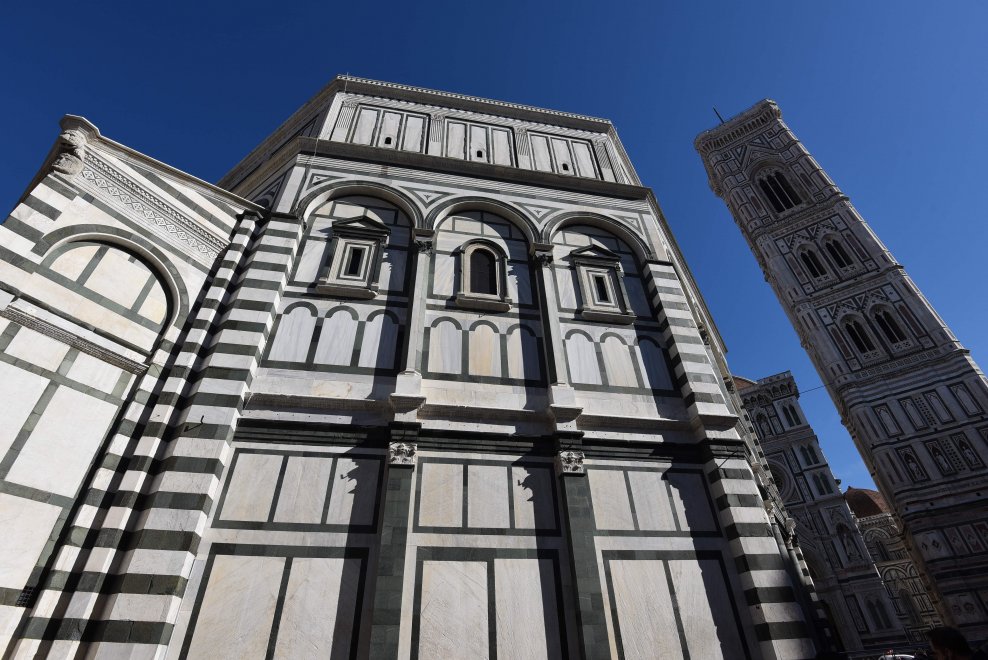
left=698, top=100, right=988, bottom=647
left=0, top=78, right=816, bottom=658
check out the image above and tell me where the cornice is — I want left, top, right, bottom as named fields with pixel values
left=694, top=99, right=782, bottom=155
left=284, top=137, right=651, bottom=201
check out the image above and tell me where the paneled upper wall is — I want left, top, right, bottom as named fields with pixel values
left=326, top=92, right=628, bottom=183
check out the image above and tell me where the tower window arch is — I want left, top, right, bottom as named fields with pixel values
left=799, top=249, right=828, bottom=279
left=757, top=170, right=802, bottom=213
left=783, top=403, right=801, bottom=427
left=824, top=238, right=854, bottom=269
left=843, top=318, right=876, bottom=354
left=456, top=241, right=510, bottom=312
left=873, top=308, right=908, bottom=344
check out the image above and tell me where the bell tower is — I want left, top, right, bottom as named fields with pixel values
left=697, top=100, right=988, bottom=643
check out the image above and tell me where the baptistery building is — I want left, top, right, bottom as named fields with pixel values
left=0, top=78, right=820, bottom=658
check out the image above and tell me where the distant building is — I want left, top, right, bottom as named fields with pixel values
left=846, top=487, right=944, bottom=641
left=737, top=371, right=909, bottom=651
left=0, top=78, right=819, bottom=658
left=697, top=99, right=988, bottom=645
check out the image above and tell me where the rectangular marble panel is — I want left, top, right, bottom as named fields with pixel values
left=491, top=128, right=512, bottom=166
left=273, top=557, right=360, bottom=658
left=402, top=115, right=425, bottom=152
left=295, top=239, right=326, bottom=282
left=445, top=122, right=466, bottom=160
left=85, top=250, right=148, bottom=308
left=512, top=465, right=554, bottom=530
left=186, top=554, right=284, bottom=659
left=419, top=462, right=463, bottom=527
left=668, top=559, right=742, bottom=659
left=0, top=361, right=49, bottom=460
left=588, top=469, right=635, bottom=530
left=551, top=138, right=574, bottom=173
left=4, top=325, right=69, bottom=372
left=628, top=471, right=676, bottom=531
left=609, top=559, right=683, bottom=660
left=431, top=252, right=455, bottom=297
left=572, top=141, right=597, bottom=178
left=219, top=453, right=283, bottom=522
left=495, top=558, right=561, bottom=660
left=0, top=494, right=62, bottom=588
left=7, top=386, right=119, bottom=497
left=273, top=456, right=334, bottom=524
left=419, top=561, right=488, bottom=659
left=351, top=108, right=378, bottom=145
left=467, top=465, right=509, bottom=529
left=554, top=268, right=577, bottom=309
left=470, top=124, right=488, bottom=160
left=377, top=111, right=401, bottom=147
left=325, top=457, right=379, bottom=526
left=530, top=134, right=552, bottom=171
left=666, top=473, right=716, bottom=532
left=66, top=352, right=125, bottom=393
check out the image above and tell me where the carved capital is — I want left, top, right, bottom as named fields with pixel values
left=555, top=449, right=585, bottom=476
left=51, top=129, right=87, bottom=176
left=534, top=251, right=553, bottom=266
left=389, top=441, right=417, bottom=467
left=414, top=238, right=434, bottom=254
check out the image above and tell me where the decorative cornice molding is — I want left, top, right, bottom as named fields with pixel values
left=0, top=306, right=148, bottom=375
left=80, top=152, right=226, bottom=261
left=694, top=99, right=782, bottom=155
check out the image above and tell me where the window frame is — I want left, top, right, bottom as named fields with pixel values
left=569, top=245, right=636, bottom=325
left=755, top=168, right=804, bottom=214
left=455, top=240, right=511, bottom=312
left=316, top=216, right=391, bottom=299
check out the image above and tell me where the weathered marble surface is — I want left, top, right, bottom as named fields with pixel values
left=419, top=462, right=463, bottom=527
left=219, top=453, right=282, bottom=522
left=272, top=456, right=334, bottom=524
left=0, top=493, right=62, bottom=588
left=418, top=561, right=488, bottom=659
left=609, top=559, right=684, bottom=659
left=185, top=555, right=283, bottom=659
left=495, top=558, right=561, bottom=660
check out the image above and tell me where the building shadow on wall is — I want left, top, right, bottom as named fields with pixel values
left=665, top=470, right=756, bottom=659
left=512, top=452, right=570, bottom=660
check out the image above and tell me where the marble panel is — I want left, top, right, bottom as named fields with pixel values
left=84, top=249, right=151, bottom=309
left=66, top=352, right=125, bottom=393
left=295, top=239, right=327, bottom=283
left=0, top=494, right=62, bottom=588
left=468, top=324, right=501, bottom=377
left=7, top=387, right=119, bottom=497
left=269, top=306, right=316, bottom=363
left=186, top=555, right=284, bottom=659
left=273, top=456, right=334, bottom=524
left=273, top=557, right=360, bottom=658
left=427, top=320, right=462, bottom=375
left=358, top=314, right=397, bottom=369
left=609, top=559, right=683, bottom=659
left=666, top=472, right=716, bottom=532
left=495, top=558, right=561, bottom=660
left=419, top=462, right=463, bottom=528
left=565, top=333, right=601, bottom=385
left=419, top=561, right=488, bottom=659
left=588, top=469, right=635, bottom=530
left=49, top=243, right=100, bottom=280
left=635, top=339, right=673, bottom=390
left=510, top=262, right=533, bottom=305
left=381, top=248, right=406, bottom=292
left=4, top=325, right=69, bottom=372
left=314, top=309, right=357, bottom=366
left=554, top=268, right=577, bottom=309
left=351, top=108, right=377, bottom=145
left=601, top=336, right=639, bottom=387
left=627, top=470, right=676, bottom=531
left=668, top=559, right=742, bottom=659
left=512, top=465, right=554, bottom=530
left=325, top=457, right=379, bottom=526
left=431, top=252, right=455, bottom=297
left=506, top=326, right=540, bottom=381
left=219, top=453, right=283, bottom=523
left=467, top=465, right=510, bottom=529
left=0, top=361, right=49, bottom=460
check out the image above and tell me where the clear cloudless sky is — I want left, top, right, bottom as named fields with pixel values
left=3, top=1, right=986, bottom=489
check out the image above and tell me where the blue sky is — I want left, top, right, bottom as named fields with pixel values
left=3, top=1, right=986, bottom=489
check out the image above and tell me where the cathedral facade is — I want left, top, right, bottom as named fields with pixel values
left=736, top=371, right=915, bottom=650
left=697, top=100, right=988, bottom=645
left=0, top=78, right=818, bottom=658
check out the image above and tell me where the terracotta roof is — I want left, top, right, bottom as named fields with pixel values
left=845, top=487, right=890, bottom=518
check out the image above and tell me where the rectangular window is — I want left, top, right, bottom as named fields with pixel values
left=592, top=274, right=611, bottom=303
left=344, top=246, right=365, bottom=277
